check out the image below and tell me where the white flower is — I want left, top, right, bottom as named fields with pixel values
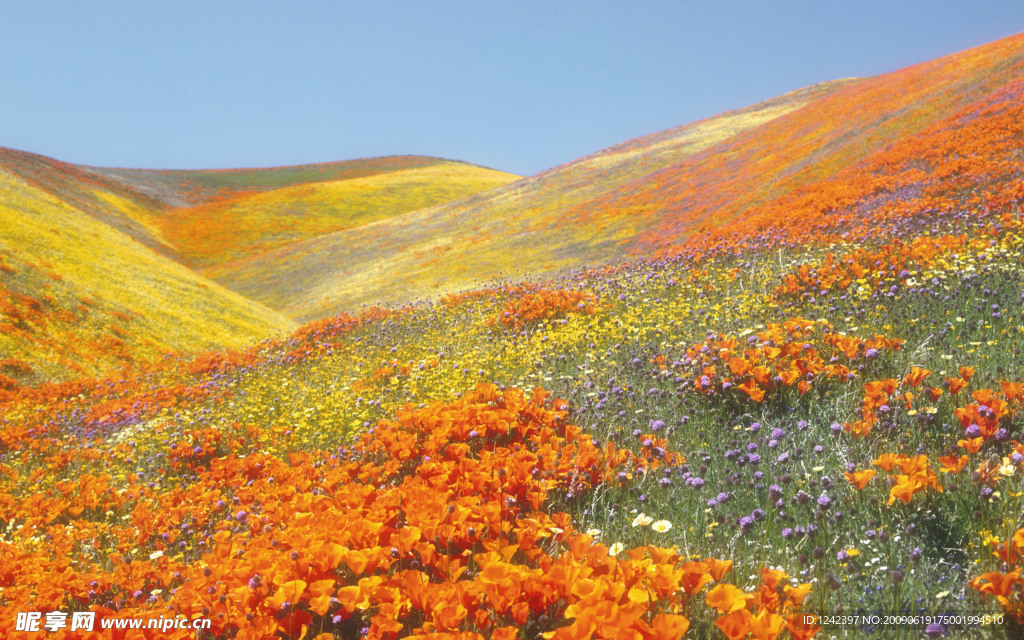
left=149, top=550, right=164, bottom=560
left=632, top=513, right=654, bottom=527
left=609, top=542, right=625, bottom=556
left=585, top=528, right=602, bottom=537
left=651, top=520, right=673, bottom=533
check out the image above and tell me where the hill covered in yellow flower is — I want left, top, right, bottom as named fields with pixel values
left=158, top=162, right=520, bottom=268
left=0, top=150, right=518, bottom=383
left=0, top=166, right=295, bottom=383
left=6, top=32, right=1024, bottom=377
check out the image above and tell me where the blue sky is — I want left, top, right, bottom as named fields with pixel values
left=2, top=2, right=1023, bottom=176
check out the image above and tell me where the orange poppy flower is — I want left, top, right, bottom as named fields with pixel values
left=893, top=453, right=929, bottom=476
left=1001, top=380, right=1023, bottom=402
left=706, top=583, right=750, bottom=614
left=336, top=585, right=369, bottom=614
left=715, top=609, right=753, bottom=640
left=729, top=357, right=752, bottom=377
left=267, top=579, right=307, bottom=613
left=738, top=379, right=765, bottom=403
left=872, top=453, right=899, bottom=472
left=751, top=366, right=772, bottom=386
left=307, top=579, right=336, bottom=616
left=783, top=583, right=813, bottom=608
left=888, top=475, right=924, bottom=505
left=958, top=437, right=983, bottom=454
left=947, top=377, right=968, bottom=395
left=493, top=627, right=520, bottom=640
left=431, top=600, right=469, bottom=630
left=970, top=571, right=1020, bottom=601
left=748, top=609, right=786, bottom=640
left=678, top=561, right=714, bottom=596
left=844, top=469, right=876, bottom=489
left=543, top=619, right=598, bottom=640
left=779, top=369, right=801, bottom=387
left=651, top=613, right=690, bottom=640
left=938, top=454, right=969, bottom=474
left=972, top=388, right=996, bottom=405
left=903, top=366, right=931, bottom=388
left=704, top=557, right=734, bottom=582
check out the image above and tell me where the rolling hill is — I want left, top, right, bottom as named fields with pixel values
left=205, top=80, right=850, bottom=318
left=207, top=33, right=1024, bottom=320
left=0, top=151, right=519, bottom=382
left=158, top=162, right=519, bottom=268
left=0, top=166, right=295, bottom=383
left=84, top=155, right=453, bottom=208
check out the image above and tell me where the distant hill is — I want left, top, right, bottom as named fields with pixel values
left=0, top=151, right=518, bottom=381
left=202, top=81, right=837, bottom=317
left=0, top=167, right=295, bottom=383
left=81, top=155, right=458, bottom=208
left=206, top=34, right=1024, bottom=320
left=6, top=33, right=1024, bottom=374
left=158, top=162, right=519, bottom=268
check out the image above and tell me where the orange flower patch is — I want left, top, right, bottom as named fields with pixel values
left=772, top=234, right=968, bottom=301
left=0, top=383, right=718, bottom=639
left=673, top=318, right=902, bottom=406
left=706, top=568, right=815, bottom=640
left=870, top=453, right=943, bottom=506
left=492, top=288, right=598, bottom=328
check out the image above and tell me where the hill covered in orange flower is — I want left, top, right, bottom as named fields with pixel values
left=208, top=33, right=1024, bottom=320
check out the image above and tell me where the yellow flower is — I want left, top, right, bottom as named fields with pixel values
left=999, top=459, right=1016, bottom=477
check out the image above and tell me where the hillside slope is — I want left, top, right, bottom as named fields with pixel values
left=0, top=148, right=183, bottom=260
left=208, top=34, right=1024, bottom=321
left=0, top=151, right=518, bottom=380
left=0, top=168, right=296, bottom=384
left=81, top=155, right=459, bottom=208
left=161, top=162, right=519, bottom=268
left=206, top=81, right=847, bottom=319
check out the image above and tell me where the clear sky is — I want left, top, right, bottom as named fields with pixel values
left=2, top=2, right=1023, bottom=176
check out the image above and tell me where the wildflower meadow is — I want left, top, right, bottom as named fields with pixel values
left=3, top=30, right=1024, bottom=640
